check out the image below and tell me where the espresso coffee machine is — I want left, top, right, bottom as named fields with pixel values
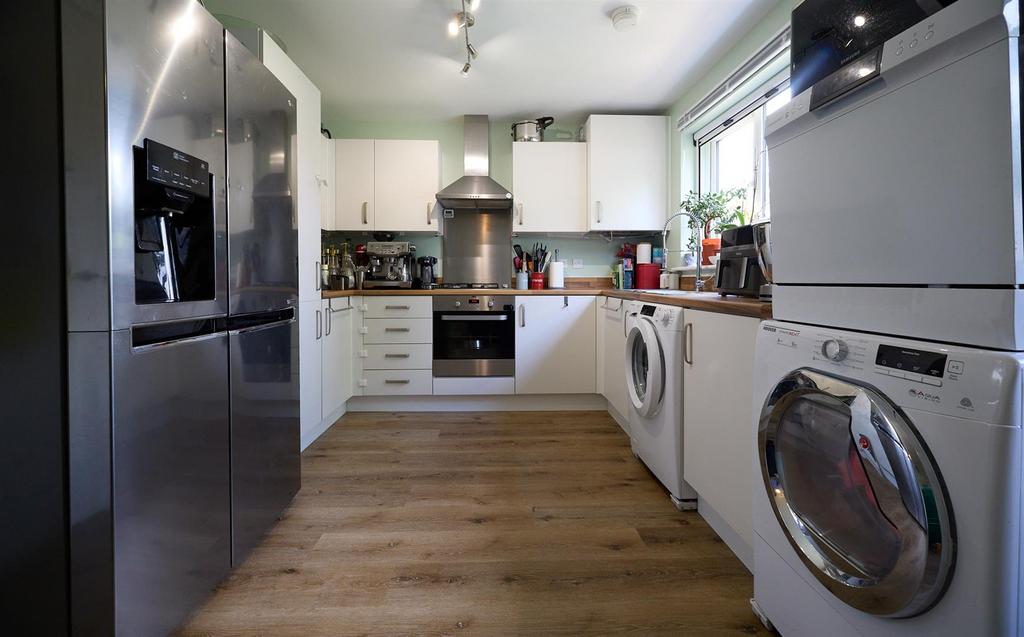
left=715, top=224, right=767, bottom=298
left=365, top=241, right=415, bottom=288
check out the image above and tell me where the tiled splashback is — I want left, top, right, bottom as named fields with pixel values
left=322, top=231, right=659, bottom=278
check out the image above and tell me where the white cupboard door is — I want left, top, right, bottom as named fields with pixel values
left=374, top=140, right=440, bottom=232
left=682, top=310, right=759, bottom=554
left=299, top=299, right=323, bottom=448
left=260, top=33, right=323, bottom=303
left=512, top=142, right=587, bottom=232
left=335, top=139, right=375, bottom=230
left=587, top=115, right=668, bottom=232
left=319, top=135, right=335, bottom=230
left=321, top=300, right=354, bottom=419
left=600, top=298, right=631, bottom=421
left=515, top=296, right=597, bottom=395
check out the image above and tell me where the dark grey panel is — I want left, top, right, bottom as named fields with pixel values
left=112, top=328, right=230, bottom=637
left=226, top=33, right=298, bottom=316
left=106, top=0, right=228, bottom=328
left=229, top=318, right=300, bottom=565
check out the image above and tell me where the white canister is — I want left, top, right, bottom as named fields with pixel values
left=548, top=261, right=566, bottom=289
left=668, top=272, right=680, bottom=290
left=659, top=271, right=670, bottom=289
left=637, top=242, right=653, bottom=264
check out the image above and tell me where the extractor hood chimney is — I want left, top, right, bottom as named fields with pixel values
left=436, top=115, right=513, bottom=209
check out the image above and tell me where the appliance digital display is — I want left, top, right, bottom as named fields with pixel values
left=790, top=0, right=959, bottom=97
left=640, top=305, right=656, bottom=317
left=875, top=344, right=946, bottom=378
left=144, top=139, right=211, bottom=198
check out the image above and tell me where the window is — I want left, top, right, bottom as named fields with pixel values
left=696, top=76, right=791, bottom=227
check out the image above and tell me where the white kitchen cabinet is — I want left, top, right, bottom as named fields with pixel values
left=298, top=299, right=323, bottom=449
left=374, top=140, right=440, bottom=232
left=515, top=295, right=597, bottom=395
left=511, top=142, right=587, bottom=232
left=597, top=296, right=630, bottom=426
left=682, top=309, right=760, bottom=563
left=334, top=139, right=375, bottom=230
left=318, top=134, right=335, bottom=230
left=321, top=297, right=355, bottom=419
left=585, top=115, right=668, bottom=232
left=260, top=33, right=322, bottom=303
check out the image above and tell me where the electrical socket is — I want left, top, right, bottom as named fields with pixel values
left=572, top=258, right=584, bottom=270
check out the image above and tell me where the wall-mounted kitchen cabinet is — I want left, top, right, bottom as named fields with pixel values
left=585, top=115, right=668, bottom=232
left=511, top=142, right=588, bottom=232
left=331, top=139, right=440, bottom=232
left=515, top=295, right=597, bottom=395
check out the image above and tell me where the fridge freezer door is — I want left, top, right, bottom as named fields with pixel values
left=111, top=324, right=231, bottom=637
left=225, top=33, right=299, bottom=315
left=228, top=313, right=300, bottom=566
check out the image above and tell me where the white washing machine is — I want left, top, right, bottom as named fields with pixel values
left=624, top=301, right=697, bottom=508
left=751, top=320, right=1024, bottom=636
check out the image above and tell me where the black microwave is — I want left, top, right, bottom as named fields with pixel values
left=791, top=0, right=961, bottom=99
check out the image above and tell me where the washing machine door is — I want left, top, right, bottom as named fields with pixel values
left=757, top=368, right=955, bottom=618
left=625, top=317, right=664, bottom=418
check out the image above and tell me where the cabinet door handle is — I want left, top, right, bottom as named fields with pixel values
left=516, top=202, right=524, bottom=226
left=385, top=379, right=411, bottom=384
left=316, top=310, right=322, bottom=340
left=427, top=202, right=433, bottom=226
left=362, top=201, right=369, bottom=225
left=683, top=322, right=694, bottom=365
left=385, top=305, right=411, bottom=310
left=520, top=304, right=526, bottom=327
left=384, top=353, right=410, bottom=359
left=595, top=200, right=602, bottom=224
left=325, top=307, right=332, bottom=336
left=315, top=261, right=321, bottom=291
left=384, top=327, right=411, bottom=333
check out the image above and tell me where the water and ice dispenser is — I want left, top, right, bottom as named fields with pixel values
left=134, top=139, right=216, bottom=304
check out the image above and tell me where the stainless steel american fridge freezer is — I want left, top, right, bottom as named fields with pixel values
left=54, top=1, right=300, bottom=635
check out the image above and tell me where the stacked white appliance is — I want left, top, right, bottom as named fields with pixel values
left=752, top=0, right=1024, bottom=635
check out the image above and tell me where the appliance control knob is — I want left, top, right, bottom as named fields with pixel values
left=487, top=300, right=494, bottom=308
left=821, top=339, right=849, bottom=362
left=454, top=301, right=462, bottom=308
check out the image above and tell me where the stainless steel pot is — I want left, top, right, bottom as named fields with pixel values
left=511, top=117, right=555, bottom=142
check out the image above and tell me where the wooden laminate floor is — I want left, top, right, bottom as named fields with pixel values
left=178, top=411, right=768, bottom=636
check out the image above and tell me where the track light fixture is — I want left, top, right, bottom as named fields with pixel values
left=448, top=0, right=478, bottom=77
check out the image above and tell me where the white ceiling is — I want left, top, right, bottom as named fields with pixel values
left=204, top=0, right=778, bottom=125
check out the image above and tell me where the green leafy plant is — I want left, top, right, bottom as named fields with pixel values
left=679, top=188, right=747, bottom=250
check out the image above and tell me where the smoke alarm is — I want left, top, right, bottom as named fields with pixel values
left=611, top=5, right=639, bottom=32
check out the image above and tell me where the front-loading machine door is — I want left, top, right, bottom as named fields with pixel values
left=625, top=317, right=664, bottom=418
left=757, top=368, right=955, bottom=618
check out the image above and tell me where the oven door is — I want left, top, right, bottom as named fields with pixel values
left=433, top=308, right=515, bottom=376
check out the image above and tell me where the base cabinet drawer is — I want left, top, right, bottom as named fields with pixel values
left=362, top=318, right=432, bottom=344
left=362, top=344, right=433, bottom=370
left=361, top=370, right=433, bottom=395
left=363, top=297, right=432, bottom=319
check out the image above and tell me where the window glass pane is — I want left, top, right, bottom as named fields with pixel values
left=714, top=114, right=756, bottom=194
left=766, top=87, right=792, bottom=115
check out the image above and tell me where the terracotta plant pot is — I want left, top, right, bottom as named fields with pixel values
left=701, top=238, right=722, bottom=265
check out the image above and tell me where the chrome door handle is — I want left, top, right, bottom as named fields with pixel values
left=683, top=322, right=693, bottom=365
left=384, top=327, right=410, bottom=332
left=520, top=304, right=526, bottom=327
left=315, top=261, right=321, bottom=291
left=325, top=307, right=332, bottom=336
left=362, top=201, right=368, bottom=225
left=316, top=310, right=322, bottom=340
left=385, top=305, right=411, bottom=310
left=427, top=202, right=433, bottom=226
left=384, top=353, right=410, bottom=359
left=516, top=202, right=524, bottom=226
left=385, top=379, right=410, bottom=384
left=595, top=200, right=602, bottom=224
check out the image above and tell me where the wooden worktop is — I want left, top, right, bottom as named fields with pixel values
left=322, top=287, right=771, bottom=320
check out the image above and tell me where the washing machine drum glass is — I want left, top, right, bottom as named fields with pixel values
left=758, top=369, right=955, bottom=618
left=625, top=319, right=664, bottom=418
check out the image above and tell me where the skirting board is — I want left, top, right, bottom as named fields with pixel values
left=302, top=402, right=347, bottom=451
left=698, top=495, right=753, bottom=572
left=346, top=393, right=607, bottom=412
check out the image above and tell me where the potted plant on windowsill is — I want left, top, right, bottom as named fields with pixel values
left=680, top=188, right=747, bottom=265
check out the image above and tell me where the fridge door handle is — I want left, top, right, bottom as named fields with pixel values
left=231, top=317, right=295, bottom=335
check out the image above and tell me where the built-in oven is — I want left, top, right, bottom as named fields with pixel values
left=433, top=295, right=515, bottom=377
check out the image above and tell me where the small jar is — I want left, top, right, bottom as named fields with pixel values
left=515, top=271, right=529, bottom=290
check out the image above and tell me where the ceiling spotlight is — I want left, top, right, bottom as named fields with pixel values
left=448, top=17, right=460, bottom=37
left=461, top=62, right=472, bottom=77
left=853, top=14, right=867, bottom=27
left=467, top=42, right=478, bottom=59
left=610, top=5, right=639, bottom=32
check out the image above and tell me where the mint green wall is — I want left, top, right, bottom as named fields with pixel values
left=662, top=0, right=800, bottom=267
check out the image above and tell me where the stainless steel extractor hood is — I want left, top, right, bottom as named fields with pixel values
left=436, top=115, right=513, bottom=209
